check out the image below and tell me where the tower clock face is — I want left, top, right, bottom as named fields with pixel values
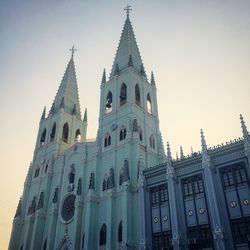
left=61, top=194, right=76, bottom=222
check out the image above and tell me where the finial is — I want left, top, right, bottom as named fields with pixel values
left=101, top=69, right=106, bottom=84
left=83, top=108, right=87, bottom=122
left=180, top=146, right=184, bottom=159
left=41, top=106, right=46, bottom=120
left=166, top=142, right=172, bottom=162
left=151, top=71, right=155, bottom=85
left=70, top=45, right=77, bottom=58
left=240, top=114, right=250, bottom=140
left=124, top=4, right=132, bottom=17
left=191, top=146, right=194, bottom=155
left=176, top=152, right=179, bottom=160
left=200, top=129, right=208, bottom=153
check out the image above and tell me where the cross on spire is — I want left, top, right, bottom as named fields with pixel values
left=124, top=4, right=132, bottom=17
left=70, top=45, right=77, bottom=58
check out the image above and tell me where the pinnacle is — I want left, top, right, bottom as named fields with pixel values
left=101, top=69, right=106, bottom=84
left=240, top=114, right=250, bottom=141
left=200, top=129, right=208, bottom=154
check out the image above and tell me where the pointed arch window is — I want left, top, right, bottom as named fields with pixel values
left=147, top=93, right=153, bottom=114
left=43, top=238, right=47, bottom=250
left=135, top=84, right=141, bottom=106
left=50, top=123, right=56, bottom=141
left=119, top=127, right=127, bottom=141
left=62, top=123, right=69, bottom=143
left=106, top=91, right=113, bottom=113
left=139, top=127, right=143, bottom=142
left=104, top=134, right=111, bottom=148
left=150, top=134, right=155, bottom=149
left=118, top=221, right=123, bottom=242
left=75, top=129, right=81, bottom=142
left=68, top=165, right=75, bottom=184
left=34, top=167, right=40, bottom=178
left=119, top=160, right=130, bottom=185
left=40, top=128, right=47, bottom=146
left=120, top=83, right=127, bottom=106
left=102, top=175, right=108, bottom=191
left=99, top=224, right=107, bottom=245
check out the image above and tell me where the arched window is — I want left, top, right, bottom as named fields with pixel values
left=119, top=160, right=130, bottom=185
left=75, top=129, right=81, bottom=142
left=62, top=123, right=69, bottom=143
left=147, top=93, right=153, bottom=114
left=118, top=221, right=123, bottom=242
left=102, top=176, right=108, bottom=191
left=104, top=134, right=111, bottom=148
left=120, top=83, right=127, bottom=105
left=40, top=128, right=46, bottom=146
left=119, top=127, right=126, bottom=141
left=50, top=123, right=56, bottom=141
left=43, top=238, right=47, bottom=250
left=150, top=134, right=155, bottom=149
left=34, top=167, right=40, bottom=178
left=139, top=127, right=143, bottom=142
left=135, top=84, right=141, bottom=106
left=68, top=165, right=75, bottom=184
left=82, top=233, right=85, bottom=249
left=99, top=224, right=107, bottom=245
left=106, top=91, right=113, bottom=113
left=20, top=244, right=24, bottom=250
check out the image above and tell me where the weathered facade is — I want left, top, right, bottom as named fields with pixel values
left=9, top=10, right=250, bottom=250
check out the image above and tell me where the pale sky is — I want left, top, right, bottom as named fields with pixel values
left=0, top=0, right=250, bottom=248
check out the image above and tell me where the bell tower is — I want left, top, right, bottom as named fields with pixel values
left=93, top=8, right=165, bottom=249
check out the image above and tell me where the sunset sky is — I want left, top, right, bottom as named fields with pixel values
left=0, top=1, right=250, bottom=248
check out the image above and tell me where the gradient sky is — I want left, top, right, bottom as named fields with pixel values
left=0, top=0, right=250, bottom=248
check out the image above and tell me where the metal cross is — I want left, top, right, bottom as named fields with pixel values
left=124, top=4, right=132, bottom=16
left=70, top=45, right=77, bottom=57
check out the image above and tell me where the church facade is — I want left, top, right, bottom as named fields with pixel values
left=9, top=11, right=250, bottom=250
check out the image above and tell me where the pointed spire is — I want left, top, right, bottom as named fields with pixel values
left=176, top=152, right=179, bottom=160
left=191, top=146, right=194, bottom=155
left=167, top=142, right=172, bottom=162
left=49, top=48, right=81, bottom=119
left=101, top=69, right=106, bottom=84
left=41, top=106, right=46, bottom=120
left=180, top=146, right=184, bottom=159
left=200, top=129, right=208, bottom=155
left=240, top=114, right=250, bottom=141
left=83, top=108, right=87, bottom=122
left=151, top=71, right=155, bottom=85
left=111, top=12, right=144, bottom=76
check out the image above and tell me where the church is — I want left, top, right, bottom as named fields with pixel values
left=9, top=7, right=250, bottom=250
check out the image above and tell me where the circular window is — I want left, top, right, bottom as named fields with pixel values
left=61, top=194, right=76, bottom=222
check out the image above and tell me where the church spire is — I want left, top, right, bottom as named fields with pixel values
left=101, top=69, right=106, bottom=84
left=240, top=114, right=250, bottom=141
left=40, top=106, right=46, bottom=120
left=110, top=7, right=144, bottom=76
left=49, top=47, right=81, bottom=119
left=83, top=108, right=87, bottom=122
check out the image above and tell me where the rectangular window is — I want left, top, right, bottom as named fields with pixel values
left=182, top=175, right=204, bottom=199
left=232, top=218, right=250, bottom=244
left=150, top=184, right=168, bottom=206
left=153, top=232, right=172, bottom=250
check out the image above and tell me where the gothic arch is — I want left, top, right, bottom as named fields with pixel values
left=40, top=128, right=47, bottom=146
left=99, top=224, right=107, bottom=245
left=57, top=237, right=71, bottom=250
left=149, top=134, right=155, bottom=149
left=50, top=122, right=56, bottom=141
left=75, top=129, right=81, bottom=142
left=104, top=133, right=111, bottom=147
left=106, top=91, right=113, bottom=113
left=62, top=123, right=69, bottom=143
left=120, top=83, right=127, bottom=105
left=102, top=174, right=109, bottom=191
left=118, top=220, right=123, bottom=242
left=119, top=126, right=126, bottom=141
left=135, top=84, right=141, bottom=106
left=147, top=93, right=153, bottom=114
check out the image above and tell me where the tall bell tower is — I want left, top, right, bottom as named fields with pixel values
left=91, top=7, right=165, bottom=249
